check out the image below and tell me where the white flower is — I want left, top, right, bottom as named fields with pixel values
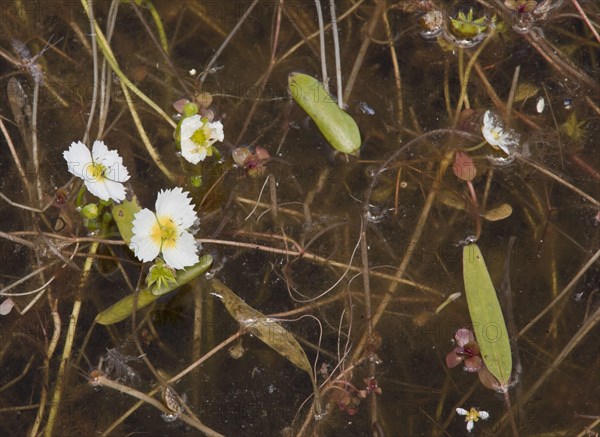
left=129, top=187, right=199, bottom=270
left=481, top=110, right=519, bottom=155
left=456, top=407, right=490, bottom=432
left=63, top=140, right=130, bottom=202
left=180, top=115, right=224, bottom=164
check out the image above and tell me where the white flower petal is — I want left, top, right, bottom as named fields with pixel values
left=482, top=110, right=495, bottom=129
left=130, top=209, right=161, bottom=262
left=482, top=126, right=500, bottom=148
left=92, top=140, right=130, bottom=182
left=162, top=230, right=199, bottom=269
left=181, top=139, right=206, bottom=164
left=91, top=140, right=110, bottom=159
left=456, top=408, right=468, bottom=416
left=466, top=420, right=474, bottom=432
left=479, top=411, right=489, bottom=420
left=85, top=178, right=111, bottom=201
left=496, top=143, right=510, bottom=154
left=103, top=179, right=127, bottom=202
left=210, top=120, right=224, bottom=142
left=180, top=115, right=202, bottom=141
left=155, top=187, right=197, bottom=229
left=63, top=141, right=92, bottom=178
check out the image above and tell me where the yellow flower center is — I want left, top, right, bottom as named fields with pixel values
left=466, top=408, right=481, bottom=422
left=150, top=216, right=179, bottom=250
left=190, top=123, right=210, bottom=148
left=87, top=162, right=106, bottom=181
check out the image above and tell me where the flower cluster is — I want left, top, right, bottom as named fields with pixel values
left=63, top=102, right=226, bottom=272
left=64, top=141, right=203, bottom=271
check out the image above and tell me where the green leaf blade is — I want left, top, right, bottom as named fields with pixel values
left=288, top=73, right=361, bottom=155
left=95, top=255, right=213, bottom=325
left=463, top=244, right=512, bottom=386
left=111, top=195, right=142, bottom=245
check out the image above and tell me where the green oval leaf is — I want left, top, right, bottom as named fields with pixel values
left=95, top=255, right=213, bottom=325
left=111, top=195, right=142, bottom=245
left=289, top=72, right=361, bottom=155
left=482, top=203, right=513, bottom=221
left=463, top=244, right=512, bottom=387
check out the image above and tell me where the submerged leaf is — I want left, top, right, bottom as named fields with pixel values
left=561, top=112, right=586, bottom=142
left=95, top=255, right=213, bottom=325
left=288, top=73, right=361, bottom=155
left=111, top=195, right=142, bottom=245
left=513, top=83, right=539, bottom=102
left=211, top=279, right=312, bottom=374
left=438, top=190, right=467, bottom=211
left=482, top=203, right=513, bottom=221
left=463, top=244, right=512, bottom=387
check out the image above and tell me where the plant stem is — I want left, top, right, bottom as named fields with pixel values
left=44, top=242, right=98, bottom=437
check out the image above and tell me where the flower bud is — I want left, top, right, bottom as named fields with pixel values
left=82, top=203, right=99, bottom=219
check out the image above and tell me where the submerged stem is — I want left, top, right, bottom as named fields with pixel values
left=44, top=242, right=98, bottom=437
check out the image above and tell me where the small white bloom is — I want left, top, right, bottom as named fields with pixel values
left=63, top=140, right=130, bottom=202
left=180, top=114, right=224, bottom=164
left=481, top=110, right=519, bottom=155
left=129, top=187, right=199, bottom=270
left=456, top=407, right=489, bottom=433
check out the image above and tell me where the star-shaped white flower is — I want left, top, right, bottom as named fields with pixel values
left=481, top=110, right=519, bottom=155
left=456, top=407, right=490, bottom=432
left=180, top=115, right=224, bottom=164
left=63, top=140, right=130, bottom=202
left=129, top=187, right=199, bottom=270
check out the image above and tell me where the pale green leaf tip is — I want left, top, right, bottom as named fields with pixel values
left=288, top=72, right=362, bottom=155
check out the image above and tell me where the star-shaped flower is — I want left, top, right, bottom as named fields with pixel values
left=481, top=110, right=519, bottom=155
left=456, top=407, right=490, bottom=432
left=180, top=115, right=224, bottom=164
left=63, top=140, right=130, bottom=202
left=129, top=187, right=200, bottom=270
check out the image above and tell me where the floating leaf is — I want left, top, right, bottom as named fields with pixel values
left=211, top=279, right=312, bottom=374
left=482, top=203, right=513, bottom=221
left=288, top=72, right=361, bottom=155
left=463, top=244, right=512, bottom=387
left=453, top=150, right=476, bottom=181
left=111, top=195, right=142, bottom=245
left=95, top=255, right=213, bottom=325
